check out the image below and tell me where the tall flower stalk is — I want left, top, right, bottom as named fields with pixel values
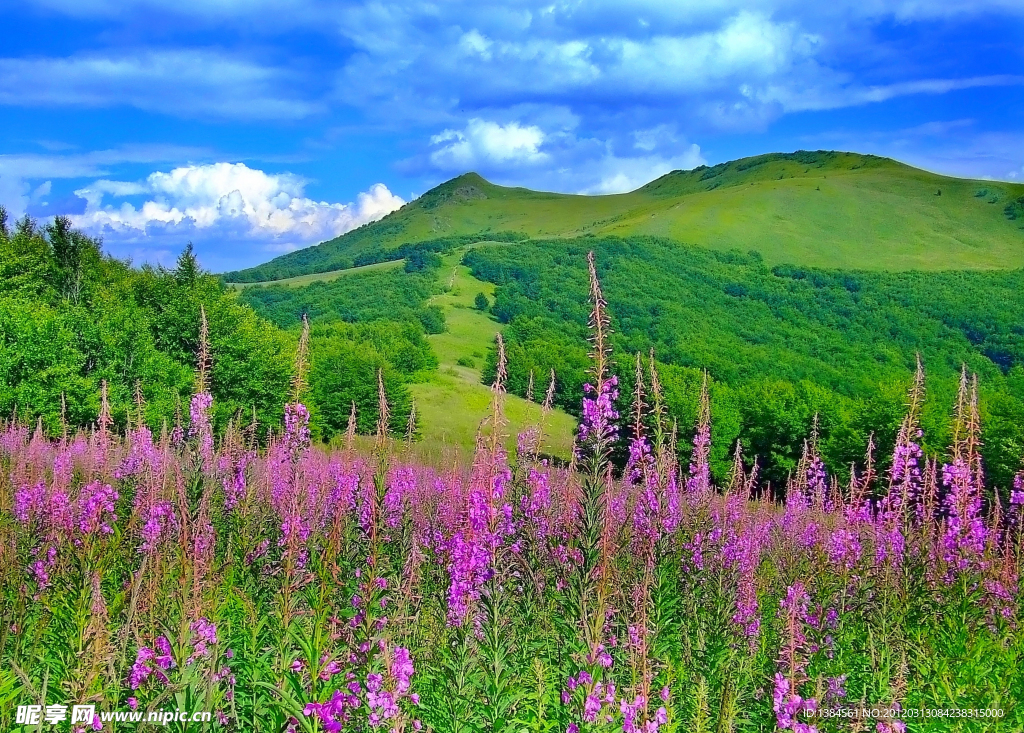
left=940, top=369, right=987, bottom=577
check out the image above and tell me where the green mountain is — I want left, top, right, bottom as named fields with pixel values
left=225, top=150, right=1024, bottom=283
left=227, top=149, right=1024, bottom=485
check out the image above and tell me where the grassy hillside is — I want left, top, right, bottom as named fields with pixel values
left=239, top=247, right=577, bottom=459
left=228, top=259, right=404, bottom=289
left=225, top=149, right=1024, bottom=479
left=224, top=151, right=1024, bottom=282
left=408, top=249, right=576, bottom=461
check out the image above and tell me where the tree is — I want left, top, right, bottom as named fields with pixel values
left=309, top=340, right=412, bottom=439
left=405, top=250, right=441, bottom=272
left=175, top=243, right=201, bottom=285
left=46, top=215, right=97, bottom=303
left=418, top=305, right=445, bottom=334
left=474, top=292, right=490, bottom=311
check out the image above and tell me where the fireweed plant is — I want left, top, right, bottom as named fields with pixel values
left=1, top=255, right=1023, bottom=732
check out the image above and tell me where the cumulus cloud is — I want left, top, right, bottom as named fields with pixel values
left=429, top=119, right=548, bottom=170
left=71, top=163, right=405, bottom=268
left=0, top=50, right=322, bottom=120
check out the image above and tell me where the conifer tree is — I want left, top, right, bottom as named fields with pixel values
left=175, top=242, right=201, bottom=285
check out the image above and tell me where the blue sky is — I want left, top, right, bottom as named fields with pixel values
left=1, top=0, right=1022, bottom=272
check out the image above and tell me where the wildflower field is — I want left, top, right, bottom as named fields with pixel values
left=2, top=255, right=1022, bottom=733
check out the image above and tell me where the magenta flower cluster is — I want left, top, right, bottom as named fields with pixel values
left=578, top=376, right=619, bottom=448
left=129, top=636, right=175, bottom=689
left=2, top=331, right=1020, bottom=733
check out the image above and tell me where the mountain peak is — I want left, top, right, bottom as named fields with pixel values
left=450, top=171, right=491, bottom=186
left=416, top=172, right=495, bottom=210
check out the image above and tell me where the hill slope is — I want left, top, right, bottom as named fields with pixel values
left=224, top=151, right=1024, bottom=282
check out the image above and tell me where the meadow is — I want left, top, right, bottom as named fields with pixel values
left=406, top=249, right=576, bottom=461
left=237, top=247, right=578, bottom=460
left=228, top=261, right=407, bottom=291
left=2, top=258, right=1021, bottom=732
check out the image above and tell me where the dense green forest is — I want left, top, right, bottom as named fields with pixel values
left=0, top=210, right=292, bottom=432
left=464, top=236, right=1024, bottom=489
left=0, top=210, right=425, bottom=440
left=307, top=320, right=433, bottom=439
left=238, top=258, right=446, bottom=333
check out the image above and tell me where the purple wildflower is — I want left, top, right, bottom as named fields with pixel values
left=577, top=376, right=619, bottom=449
left=139, top=501, right=176, bottom=553
left=75, top=481, right=119, bottom=538
left=189, top=392, right=214, bottom=467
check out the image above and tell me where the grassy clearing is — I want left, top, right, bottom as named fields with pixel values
left=408, top=249, right=576, bottom=461
left=228, top=259, right=404, bottom=289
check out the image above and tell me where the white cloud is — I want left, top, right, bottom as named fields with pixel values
left=761, top=74, right=1024, bottom=113
left=633, top=125, right=680, bottom=152
left=429, top=119, right=548, bottom=170
left=0, top=50, right=322, bottom=120
left=458, top=30, right=493, bottom=60
left=327, top=10, right=843, bottom=137
left=0, top=144, right=212, bottom=218
left=573, top=146, right=707, bottom=194
left=0, top=175, right=31, bottom=217
left=605, top=12, right=820, bottom=94
left=419, top=116, right=705, bottom=194
left=71, top=162, right=405, bottom=259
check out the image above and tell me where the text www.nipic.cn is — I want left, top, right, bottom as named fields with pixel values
left=17, top=705, right=213, bottom=726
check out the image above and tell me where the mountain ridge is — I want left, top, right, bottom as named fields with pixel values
left=224, top=150, right=1024, bottom=282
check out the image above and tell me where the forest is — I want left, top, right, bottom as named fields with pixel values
left=0, top=210, right=425, bottom=445
left=465, top=236, right=1024, bottom=489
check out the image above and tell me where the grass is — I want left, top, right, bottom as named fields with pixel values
left=227, top=151, right=1024, bottom=283
left=616, top=164, right=1024, bottom=270
left=408, top=249, right=576, bottom=461
left=227, top=259, right=404, bottom=288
